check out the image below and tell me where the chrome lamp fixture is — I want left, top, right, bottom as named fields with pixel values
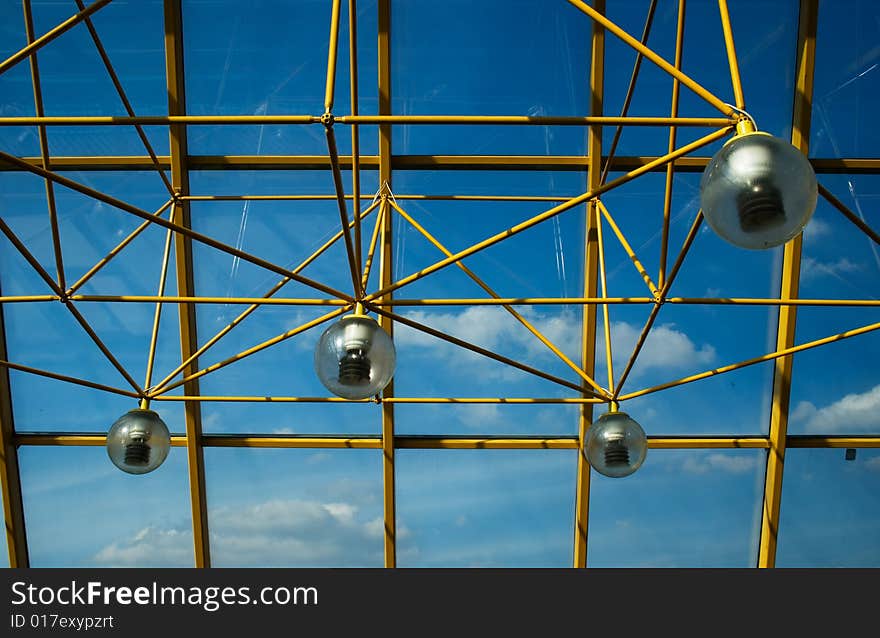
left=106, top=407, right=171, bottom=475
left=586, top=411, right=648, bottom=478
left=314, top=306, right=396, bottom=400
left=700, top=118, right=817, bottom=250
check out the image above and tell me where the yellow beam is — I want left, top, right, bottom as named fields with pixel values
left=0, top=287, right=29, bottom=566
left=818, top=183, right=880, bottom=246
left=575, top=0, right=606, bottom=569
left=377, top=0, right=395, bottom=569
left=0, top=359, right=140, bottom=398
left=759, top=0, right=818, bottom=569
left=163, top=0, right=210, bottom=568
left=717, top=0, right=745, bottom=110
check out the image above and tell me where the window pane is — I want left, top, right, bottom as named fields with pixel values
left=204, top=448, right=383, bottom=567
left=396, top=449, right=576, bottom=567
left=810, top=0, right=880, bottom=158
left=19, top=445, right=193, bottom=567
left=588, top=449, right=765, bottom=566
left=776, top=448, right=880, bottom=567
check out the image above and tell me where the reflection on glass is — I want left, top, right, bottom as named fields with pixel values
left=19, top=446, right=193, bottom=567
left=588, top=449, right=765, bottom=566
left=811, top=0, right=880, bottom=157
left=204, top=448, right=383, bottom=567
left=396, top=449, right=576, bottom=567
left=777, top=448, right=880, bottom=567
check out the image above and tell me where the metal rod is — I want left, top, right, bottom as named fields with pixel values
left=349, top=0, right=362, bottom=280
left=0, top=150, right=354, bottom=302
left=388, top=199, right=609, bottom=397
left=363, top=127, right=732, bottom=304
left=659, top=0, right=686, bottom=290
left=0, top=295, right=58, bottom=303
left=366, top=305, right=592, bottom=396
left=325, top=0, right=343, bottom=112
left=66, top=199, right=174, bottom=295
left=73, top=0, right=175, bottom=195
left=22, top=0, right=67, bottom=292
left=718, top=0, right=746, bottom=110
left=0, top=359, right=141, bottom=398
left=150, top=200, right=378, bottom=393
left=566, top=0, right=736, bottom=116
left=361, top=199, right=385, bottom=290
left=0, top=115, right=736, bottom=127
left=596, top=209, right=615, bottom=399
left=598, top=0, right=657, bottom=185
left=597, top=200, right=659, bottom=296
left=325, top=126, right=364, bottom=295
left=143, top=224, right=175, bottom=392
left=150, top=306, right=351, bottom=396
left=818, top=182, right=880, bottom=246
left=72, top=295, right=348, bottom=306
left=759, top=0, right=818, bottom=569
left=0, top=0, right=112, bottom=77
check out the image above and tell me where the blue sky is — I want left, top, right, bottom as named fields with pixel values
left=0, top=0, right=878, bottom=568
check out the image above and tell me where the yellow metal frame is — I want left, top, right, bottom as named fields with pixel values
left=0, top=0, right=877, bottom=569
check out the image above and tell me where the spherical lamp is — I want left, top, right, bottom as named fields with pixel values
left=700, top=123, right=817, bottom=250
left=586, top=411, right=648, bottom=478
left=106, top=408, right=171, bottom=475
left=314, top=310, right=396, bottom=400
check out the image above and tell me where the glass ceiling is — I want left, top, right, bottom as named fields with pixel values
left=0, top=0, right=878, bottom=568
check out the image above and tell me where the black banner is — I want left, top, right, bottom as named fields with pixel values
left=1, top=568, right=875, bottom=634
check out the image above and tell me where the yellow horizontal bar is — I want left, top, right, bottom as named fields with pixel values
left=13, top=432, right=873, bottom=450
left=72, top=295, right=347, bottom=306
left=786, top=436, right=880, bottom=448
left=14, top=434, right=187, bottom=447
left=0, top=295, right=58, bottom=303
left=5, top=155, right=875, bottom=174
left=0, top=115, right=319, bottom=126
left=337, top=115, right=735, bottom=126
left=384, top=397, right=602, bottom=404
left=150, top=395, right=371, bottom=403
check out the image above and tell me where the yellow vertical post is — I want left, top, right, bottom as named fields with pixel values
left=758, top=0, right=818, bottom=568
left=163, top=0, right=211, bottom=568
left=0, top=289, right=28, bottom=567
left=377, top=0, right=396, bottom=569
left=574, top=0, right=605, bottom=569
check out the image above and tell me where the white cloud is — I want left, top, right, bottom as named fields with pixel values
left=455, top=403, right=503, bottom=428
left=92, top=498, right=408, bottom=567
left=802, top=217, right=831, bottom=243
left=800, top=256, right=860, bottom=281
left=681, top=453, right=760, bottom=475
left=790, top=384, right=880, bottom=433
left=610, top=321, right=717, bottom=374
left=395, top=307, right=715, bottom=383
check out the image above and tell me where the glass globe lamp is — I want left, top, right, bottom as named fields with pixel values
left=314, top=312, right=396, bottom=400
left=700, top=129, right=817, bottom=250
left=585, top=411, right=648, bottom=478
left=106, top=408, right=171, bottom=475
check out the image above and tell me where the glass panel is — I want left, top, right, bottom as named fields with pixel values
left=24, top=0, right=169, bottom=156
left=776, top=448, right=880, bottom=567
left=392, top=0, right=589, bottom=155
left=183, top=0, right=378, bottom=155
left=811, top=0, right=880, bottom=158
left=396, top=449, right=576, bottom=567
left=588, top=449, right=765, bottom=566
left=0, top=1, right=38, bottom=157
left=204, top=448, right=383, bottom=567
left=789, top=174, right=880, bottom=435
left=19, top=445, right=193, bottom=566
